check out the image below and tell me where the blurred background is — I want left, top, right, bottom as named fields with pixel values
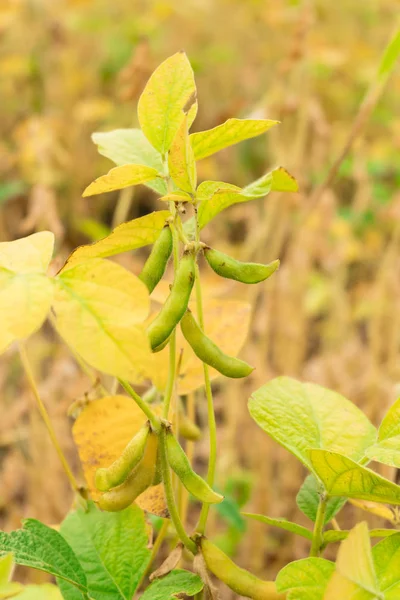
left=1, top=0, right=400, bottom=596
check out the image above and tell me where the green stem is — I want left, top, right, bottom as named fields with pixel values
left=19, top=342, right=80, bottom=493
left=159, top=426, right=197, bottom=554
left=118, top=379, right=160, bottom=431
left=163, top=331, right=177, bottom=419
left=310, top=494, right=328, bottom=557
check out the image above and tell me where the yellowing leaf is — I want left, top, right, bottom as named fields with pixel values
left=62, top=211, right=170, bottom=269
left=10, top=584, right=63, bottom=599
left=159, top=192, right=192, bottom=203
left=168, top=113, right=196, bottom=193
left=324, top=523, right=379, bottom=600
left=348, top=499, right=397, bottom=524
left=243, top=166, right=299, bottom=197
left=365, top=397, right=400, bottom=468
left=276, top=558, right=334, bottom=600
left=83, top=164, right=160, bottom=197
left=0, top=553, right=14, bottom=584
left=190, top=118, right=279, bottom=161
left=138, top=52, right=197, bottom=154
left=310, top=450, right=400, bottom=505
left=52, top=258, right=151, bottom=381
left=0, top=231, right=54, bottom=273
left=145, top=298, right=252, bottom=395
left=73, top=395, right=167, bottom=517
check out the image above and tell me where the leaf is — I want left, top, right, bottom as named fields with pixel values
left=138, top=52, right=197, bottom=154
left=348, top=499, right=397, bottom=523
left=248, top=377, right=376, bottom=471
left=0, top=554, right=13, bottom=584
left=140, top=569, right=203, bottom=600
left=372, top=532, right=400, bottom=599
left=378, top=29, right=400, bottom=79
left=145, top=298, right=252, bottom=394
left=276, top=558, right=334, bottom=600
left=92, top=129, right=166, bottom=195
left=324, top=529, right=397, bottom=546
left=242, top=513, right=313, bottom=541
left=296, top=475, right=347, bottom=525
left=323, top=522, right=380, bottom=600
left=0, top=520, right=87, bottom=593
left=365, top=397, right=400, bottom=468
left=62, top=211, right=170, bottom=269
left=82, top=164, right=160, bottom=197
left=309, top=450, right=400, bottom=505
left=0, top=582, right=24, bottom=599
left=0, top=233, right=55, bottom=351
left=190, top=118, right=278, bottom=161
left=72, top=395, right=167, bottom=517
left=168, top=113, right=196, bottom=193
left=10, top=584, right=63, bottom=599
left=198, top=167, right=298, bottom=228
left=52, top=258, right=151, bottom=382
left=58, top=502, right=151, bottom=600
left=0, top=232, right=54, bottom=273
left=159, top=192, right=192, bottom=203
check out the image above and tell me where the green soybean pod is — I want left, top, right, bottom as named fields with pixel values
left=204, top=246, right=279, bottom=284
left=139, top=225, right=173, bottom=293
left=166, top=431, right=223, bottom=504
left=98, top=432, right=158, bottom=512
left=147, top=250, right=195, bottom=351
left=95, top=423, right=150, bottom=492
left=200, top=538, right=285, bottom=600
left=180, top=310, right=254, bottom=378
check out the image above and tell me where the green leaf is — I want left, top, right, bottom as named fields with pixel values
left=372, top=532, right=400, bottom=599
left=140, top=570, right=203, bottom=600
left=190, top=118, right=278, bottom=161
left=296, top=475, right=346, bottom=525
left=10, top=584, right=63, bottom=599
left=52, top=258, right=151, bottom=382
left=0, top=519, right=87, bottom=593
left=62, top=211, right=170, bottom=269
left=276, top=558, right=334, bottom=600
left=242, top=513, right=313, bottom=541
left=58, top=502, right=151, bottom=600
left=365, top=397, right=400, bottom=468
left=82, top=164, right=160, bottom=197
left=91, top=128, right=166, bottom=195
left=168, top=113, right=197, bottom=193
left=324, top=529, right=397, bottom=546
left=323, top=522, right=380, bottom=600
left=248, top=377, right=376, bottom=471
left=138, top=52, right=197, bottom=154
left=309, top=450, right=400, bottom=505
left=198, top=167, right=298, bottom=228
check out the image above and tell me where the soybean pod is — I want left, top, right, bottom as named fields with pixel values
left=204, top=246, right=279, bottom=284
left=98, top=431, right=158, bottom=512
left=139, top=225, right=173, bottom=293
left=147, top=250, right=195, bottom=351
left=95, top=423, right=150, bottom=492
left=166, top=430, right=223, bottom=504
left=200, top=538, right=285, bottom=600
left=180, top=310, right=254, bottom=378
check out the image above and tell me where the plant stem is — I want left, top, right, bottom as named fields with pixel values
left=310, top=494, right=328, bottom=557
left=159, top=426, right=197, bottom=554
left=163, top=332, right=176, bottom=420
left=194, top=263, right=217, bottom=534
left=18, top=342, right=80, bottom=493
left=118, top=379, right=160, bottom=431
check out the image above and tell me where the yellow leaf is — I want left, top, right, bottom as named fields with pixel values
left=159, top=192, right=192, bottom=203
left=0, top=231, right=54, bottom=273
left=190, top=118, right=279, bottom=161
left=62, top=211, right=170, bottom=269
left=83, top=164, right=160, bottom=197
left=168, top=113, right=197, bottom=194
left=324, top=522, right=379, bottom=600
left=52, top=259, right=152, bottom=381
left=73, top=395, right=167, bottom=517
left=145, top=298, right=252, bottom=394
left=138, top=52, right=197, bottom=154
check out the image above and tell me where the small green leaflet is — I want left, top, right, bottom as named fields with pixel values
left=58, top=502, right=151, bottom=600
left=372, top=532, right=400, bottom=599
left=365, top=397, right=400, bottom=468
left=309, top=450, right=400, bottom=505
left=243, top=513, right=313, bottom=541
left=296, top=475, right=346, bottom=525
left=276, top=558, right=334, bottom=600
left=0, top=519, right=87, bottom=593
left=190, top=118, right=278, bottom=161
left=140, top=570, right=203, bottom=600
